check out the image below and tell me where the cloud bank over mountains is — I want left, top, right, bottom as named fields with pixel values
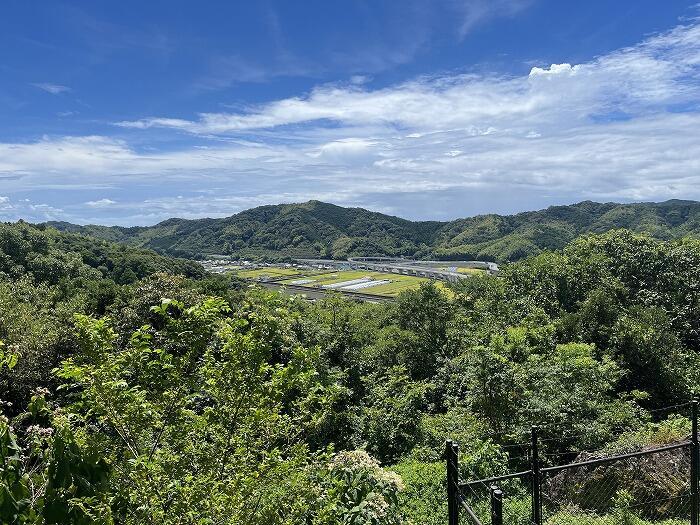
left=2, top=19, right=700, bottom=224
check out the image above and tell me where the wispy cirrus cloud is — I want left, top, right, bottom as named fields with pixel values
left=454, top=0, right=534, bottom=40
left=117, top=20, right=700, bottom=135
left=31, top=82, right=71, bottom=94
left=194, top=54, right=321, bottom=90
left=192, top=0, right=535, bottom=91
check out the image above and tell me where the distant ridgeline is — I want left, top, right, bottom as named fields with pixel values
left=45, top=199, right=700, bottom=263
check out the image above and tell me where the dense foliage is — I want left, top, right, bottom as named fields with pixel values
left=0, top=222, right=208, bottom=413
left=48, top=199, right=700, bottom=262
left=2, top=222, right=700, bottom=524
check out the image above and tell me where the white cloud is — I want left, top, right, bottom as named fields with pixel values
left=308, top=138, right=377, bottom=162
left=86, top=198, right=117, bottom=208
left=31, top=83, right=71, bottom=94
left=117, top=21, right=700, bottom=136
left=0, top=196, right=12, bottom=213
left=0, top=195, right=63, bottom=222
left=3, top=20, right=700, bottom=224
left=528, top=63, right=579, bottom=77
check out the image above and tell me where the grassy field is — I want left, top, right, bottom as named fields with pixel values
left=436, top=266, right=485, bottom=275
left=236, top=267, right=302, bottom=279
left=286, top=271, right=391, bottom=286
left=365, top=279, right=429, bottom=296
left=277, top=270, right=441, bottom=298
left=456, top=267, right=484, bottom=274
left=234, top=267, right=459, bottom=298
left=368, top=278, right=452, bottom=297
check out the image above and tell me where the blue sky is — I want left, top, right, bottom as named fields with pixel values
left=1, top=1, right=700, bottom=225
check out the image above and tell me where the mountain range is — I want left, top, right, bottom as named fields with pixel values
left=46, top=199, right=700, bottom=262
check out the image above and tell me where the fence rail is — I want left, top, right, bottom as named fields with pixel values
left=446, top=399, right=700, bottom=525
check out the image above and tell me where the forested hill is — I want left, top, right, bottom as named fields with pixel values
left=0, top=221, right=204, bottom=287
left=4, top=227, right=700, bottom=523
left=46, top=199, right=700, bottom=262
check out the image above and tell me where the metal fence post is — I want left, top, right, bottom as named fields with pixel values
left=531, top=426, right=542, bottom=525
left=446, top=440, right=459, bottom=525
left=692, top=399, right=698, bottom=525
left=446, top=440, right=455, bottom=525
left=490, top=485, right=503, bottom=525
left=452, top=442, right=460, bottom=525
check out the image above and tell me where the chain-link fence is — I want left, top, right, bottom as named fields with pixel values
left=541, top=441, right=691, bottom=525
left=446, top=400, right=700, bottom=525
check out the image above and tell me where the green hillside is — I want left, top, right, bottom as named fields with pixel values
left=46, top=199, right=700, bottom=262
left=0, top=221, right=204, bottom=284
left=4, top=227, right=700, bottom=524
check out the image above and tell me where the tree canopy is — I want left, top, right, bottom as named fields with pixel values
left=2, top=224, right=700, bottom=523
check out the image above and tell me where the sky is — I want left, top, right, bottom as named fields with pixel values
left=1, top=1, right=700, bottom=225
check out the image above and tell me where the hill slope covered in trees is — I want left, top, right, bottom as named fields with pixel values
left=47, top=199, right=700, bottom=261
left=3, top=227, right=700, bottom=523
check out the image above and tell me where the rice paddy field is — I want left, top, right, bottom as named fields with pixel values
left=236, top=267, right=302, bottom=279
left=233, top=264, right=466, bottom=298
left=277, top=270, right=449, bottom=298
left=433, top=266, right=485, bottom=275
left=454, top=267, right=484, bottom=274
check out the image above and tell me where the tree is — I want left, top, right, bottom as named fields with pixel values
left=394, top=283, right=453, bottom=378
left=359, top=367, right=428, bottom=464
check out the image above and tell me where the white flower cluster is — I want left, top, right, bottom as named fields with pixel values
left=330, top=449, right=405, bottom=491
